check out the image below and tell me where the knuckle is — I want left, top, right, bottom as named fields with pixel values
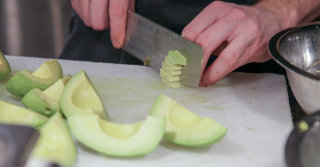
left=220, top=54, right=238, bottom=68
left=246, top=20, right=260, bottom=34
left=92, top=22, right=107, bottom=30
left=210, top=1, right=226, bottom=9
left=195, top=35, right=209, bottom=49
left=109, top=5, right=126, bottom=18
left=229, top=8, right=247, bottom=20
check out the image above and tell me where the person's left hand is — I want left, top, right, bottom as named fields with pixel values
left=182, top=1, right=285, bottom=86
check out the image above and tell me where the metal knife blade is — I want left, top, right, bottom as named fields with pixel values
left=0, top=124, right=39, bottom=167
left=123, top=10, right=203, bottom=87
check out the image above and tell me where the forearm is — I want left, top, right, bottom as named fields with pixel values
left=255, top=0, right=320, bottom=28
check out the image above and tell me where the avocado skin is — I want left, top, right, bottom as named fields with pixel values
left=0, top=51, right=11, bottom=80
left=22, top=89, right=59, bottom=116
left=6, top=72, right=49, bottom=97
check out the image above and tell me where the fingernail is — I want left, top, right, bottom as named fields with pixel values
left=181, top=33, right=186, bottom=38
left=113, top=40, right=121, bottom=49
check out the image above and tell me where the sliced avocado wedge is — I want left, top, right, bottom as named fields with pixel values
left=22, top=76, right=71, bottom=116
left=0, top=100, right=48, bottom=129
left=60, top=71, right=107, bottom=119
left=160, top=69, right=180, bottom=82
left=150, top=94, right=227, bottom=147
left=161, top=66, right=182, bottom=76
left=161, top=78, right=184, bottom=88
left=162, top=62, right=183, bottom=70
left=160, top=50, right=186, bottom=88
left=68, top=115, right=165, bottom=157
left=0, top=51, right=11, bottom=80
left=6, top=59, right=63, bottom=97
left=32, top=112, right=77, bottom=167
left=164, top=50, right=187, bottom=66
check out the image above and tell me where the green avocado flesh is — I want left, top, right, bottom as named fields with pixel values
left=160, top=69, right=180, bottom=82
left=150, top=94, right=227, bottom=147
left=0, top=100, right=48, bottom=129
left=6, top=59, right=63, bottom=97
left=22, top=76, right=71, bottom=116
left=32, top=112, right=77, bottom=167
left=0, top=51, right=11, bottom=80
left=160, top=50, right=186, bottom=88
left=60, top=71, right=107, bottom=119
left=165, top=50, right=187, bottom=66
left=68, top=115, right=165, bottom=157
left=161, top=78, right=184, bottom=88
left=162, top=62, right=183, bottom=70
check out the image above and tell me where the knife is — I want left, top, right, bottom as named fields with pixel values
left=0, top=124, right=39, bottom=167
left=123, top=10, right=203, bottom=87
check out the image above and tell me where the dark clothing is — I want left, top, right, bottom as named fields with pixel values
left=60, top=0, right=284, bottom=74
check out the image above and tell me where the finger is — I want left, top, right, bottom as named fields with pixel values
left=129, top=0, right=135, bottom=11
left=109, top=0, right=129, bottom=48
left=182, top=1, right=232, bottom=41
left=200, top=35, right=252, bottom=86
left=248, top=51, right=271, bottom=63
left=71, top=0, right=82, bottom=18
left=90, top=0, right=109, bottom=30
left=194, top=16, right=237, bottom=73
left=79, top=0, right=92, bottom=26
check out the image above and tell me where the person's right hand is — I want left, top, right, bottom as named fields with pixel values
left=71, top=0, right=135, bottom=48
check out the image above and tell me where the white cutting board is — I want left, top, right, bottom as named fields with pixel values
left=0, top=56, right=293, bottom=167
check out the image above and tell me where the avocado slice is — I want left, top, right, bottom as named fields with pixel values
left=68, top=115, right=165, bottom=157
left=161, top=78, right=184, bottom=88
left=6, top=59, right=63, bottom=97
left=22, top=76, right=71, bottom=116
left=60, top=71, right=107, bottom=119
left=150, top=94, right=227, bottom=147
left=161, top=66, right=182, bottom=76
left=164, top=50, right=187, bottom=66
left=0, top=100, right=48, bottom=129
left=32, top=112, right=77, bottom=167
left=160, top=50, right=187, bottom=88
left=162, top=62, right=183, bottom=70
left=160, top=69, right=180, bottom=82
left=0, top=51, right=11, bottom=80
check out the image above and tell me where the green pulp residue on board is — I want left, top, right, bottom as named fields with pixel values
left=204, top=106, right=226, bottom=111
left=145, top=81, right=166, bottom=90
left=186, top=93, right=207, bottom=103
left=246, top=127, right=254, bottom=131
left=116, top=78, right=127, bottom=82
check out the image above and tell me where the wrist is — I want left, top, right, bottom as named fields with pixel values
left=254, top=0, right=301, bottom=29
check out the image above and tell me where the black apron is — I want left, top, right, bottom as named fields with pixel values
left=60, top=0, right=284, bottom=74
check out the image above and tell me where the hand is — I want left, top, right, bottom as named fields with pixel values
left=71, top=0, right=135, bottom=48
left=182, top=1, right=285, bottom=86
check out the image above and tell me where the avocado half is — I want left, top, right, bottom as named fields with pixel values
left=0, top=100, right=48, bottom=129
left=32, top=112, right=77, bottom=167
left=22, top=76, right=71, bottom=116
left=6, top=59, right=63, bottom=97
left=68, top=115, right=165, bottom=157
left=60, top=71, right=107, bottom=119
left=150, top=94, right=227, bottom=147
left=0, top=51, right=11, bottom=80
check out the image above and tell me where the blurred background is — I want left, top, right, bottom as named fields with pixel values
left=0, top=0, right=73, bottom=58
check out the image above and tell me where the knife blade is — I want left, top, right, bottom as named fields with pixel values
left=0, top=124, right=39, bottom=167
left=123, top=10, right=203, bottom=87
